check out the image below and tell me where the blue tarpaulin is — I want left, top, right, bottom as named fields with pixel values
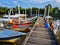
left=45, top=22, right=50, bottom=28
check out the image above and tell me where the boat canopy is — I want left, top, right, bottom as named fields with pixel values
left=0, top=18, right=9, bottom=21
left=56, top=20, right=60, bottom=26
left=3, top=15, right=20, bottom=18
left=3, top=14, right=27, bottom=18
left=45, top=16, right=52, bottom=19
left=15, top=14, right=27, bottom=16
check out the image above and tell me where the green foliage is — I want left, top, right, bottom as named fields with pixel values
left=0, top=4, right=60, bottom=19
left=0, top=7, right=8, bottom=14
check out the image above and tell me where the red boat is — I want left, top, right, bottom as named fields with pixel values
left=20, top=22, right=33, bottom=26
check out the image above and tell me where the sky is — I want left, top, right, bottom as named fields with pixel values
left=0, top=0, right=60, bottom=8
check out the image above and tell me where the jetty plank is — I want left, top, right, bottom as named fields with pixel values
left=22, top=17, right=57, bottom=45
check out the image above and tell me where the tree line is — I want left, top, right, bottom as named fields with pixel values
left=0, top=4, right=60, bottom=19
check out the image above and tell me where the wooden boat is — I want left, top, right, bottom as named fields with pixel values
left=8, top=16, right=38, bottom=27
left=5, top=25, right=30, bottom=33
left=53, top=20, right=60, bottom=45
left=0, top=29, right=27, bottom=45
left=19, top=20, right=33, bottom=26
left=3, top=14, right=34, bottom=25
left=19, top=16, right=38, bottom=26
left=5, top=16, right=38, bottom=33
left=0, top=29, right=26, bottom=40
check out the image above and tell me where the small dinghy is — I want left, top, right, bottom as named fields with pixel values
left=0, top=29, right=26, bottom=40
left=5, top=25, right=30, bottom=32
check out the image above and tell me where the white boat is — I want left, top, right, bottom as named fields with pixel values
left=0, top=18, right=9, bottom=22
left=0, top=6, right=36, bottom=25
left=53, top=20, right=60, bottom=34
left=53, top=20, right=60, bottom=44
left=3, top=14, right=19, bottom=19
left=3, top=14, right=33, bottom=21
left=3, top=13, right=36, bottom=24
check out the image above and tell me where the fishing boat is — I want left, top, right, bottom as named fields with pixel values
left=19, top=16, right=38, bottom=26
left=1, top=6, right=37, bottom=26
left=53, top=20, right=60, bottom=44
left=4, top=16, right=38, bottom=33
left=5, top=24, right=30, bottom=33
left=0, top=28, right=27, bottom=45
left=2, top=11, right=33, bottom=33
left=0, top=29, right=26, bottom=40
left=3, top=14, right=34, bottom=25
left=3, top=14, right=37, bottom=25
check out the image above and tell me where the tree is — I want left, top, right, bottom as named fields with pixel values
left=0, top=7, right=9, bottom=17
left=53, top=7, right=59, bottom=14
left=46, top=4, right=53, bottom=15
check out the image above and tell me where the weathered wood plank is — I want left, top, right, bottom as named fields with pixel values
left=28, top=37, right=56, bottom=45
left=26, top=43, right=40, bottom=45
left=22, top=17, right=57, bottom=45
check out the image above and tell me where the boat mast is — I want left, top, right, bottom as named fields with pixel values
left=25, top=8, right=27, bottom=21
left=10, top=9, right=12, bottom=15
left=48, top=6, right=50, bottom=16
left=38, top=8, right=40, bottom=16
left=8, top=11, right=10, bottom=20
left=23, top=11, right=24, bottom=14
left=18, top=6, right=20, bottom=14
left=18, top=6, right=21, bottom=24
left=30, top=7, right=32, bottom=16
left=11, top=8, right=13, bottom=15
left=15, top=0, right=20, bottom=14
left=8, top=8, right=12, bottom=20
left=17, top=1, right=21, bottom=24
left=36, top=10, right=37, bottom=16
left=44, top=7, right=46, bottom=18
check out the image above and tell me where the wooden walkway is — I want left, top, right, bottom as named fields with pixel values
left=22, top=17, right=57, bottom=45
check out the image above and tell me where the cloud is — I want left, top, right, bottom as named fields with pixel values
left=55, top=0, right=60, bottom=3
left=0, top=0, right=60, bottom=8
left=33, top=0, right=52, bottom=3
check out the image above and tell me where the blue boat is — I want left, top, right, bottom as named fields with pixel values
left=0, top=29, right=26, bottom=40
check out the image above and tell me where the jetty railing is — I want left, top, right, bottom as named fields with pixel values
left=21, top=17, right=39, bottom=45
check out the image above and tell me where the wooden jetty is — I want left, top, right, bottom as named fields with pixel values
left=21, top=17, right=57, bottom=45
